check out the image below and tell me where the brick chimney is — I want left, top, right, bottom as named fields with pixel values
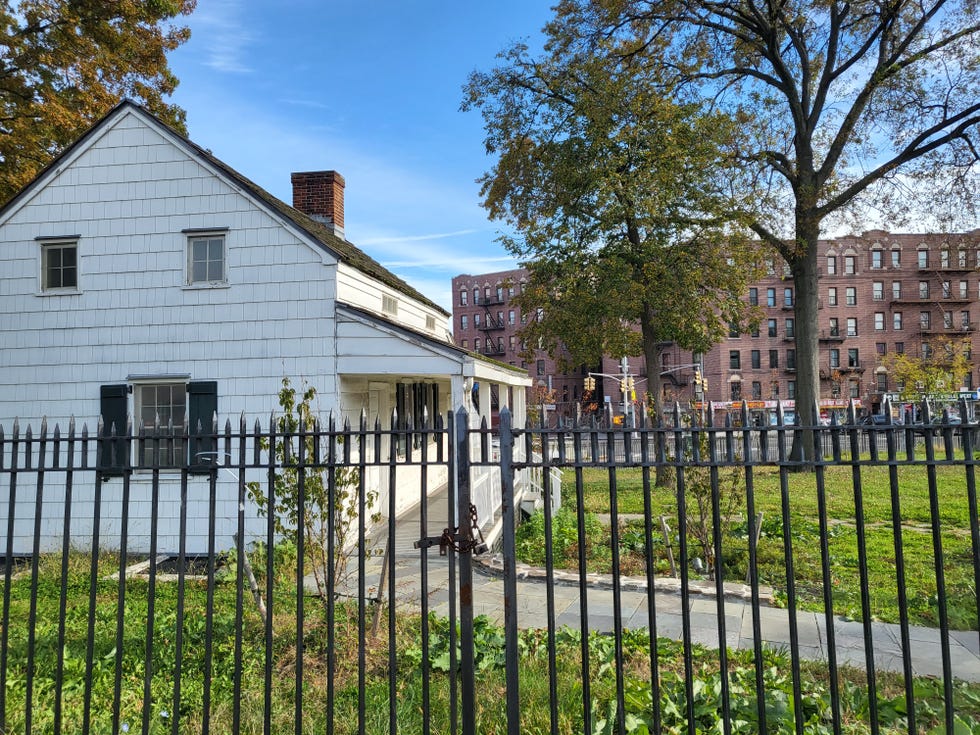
left=291, top=170, right=345, bottom=238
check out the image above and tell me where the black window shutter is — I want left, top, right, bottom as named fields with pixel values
left=187, top=381, right=218, bottom=472
left=98, top=384, right=129, bottom=474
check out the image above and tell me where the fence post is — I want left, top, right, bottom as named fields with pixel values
left=498, top=407, right=521, bottom=734
left=455, top=406, right=476, bottom=735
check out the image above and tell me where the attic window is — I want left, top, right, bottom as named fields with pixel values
left=382, top=294, right=399, bottom=316
left=39, top=239, right=78, bottom=291
left=185, top=230, right=227, bottom=285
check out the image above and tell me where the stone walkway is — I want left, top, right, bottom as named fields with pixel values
left=340, top=487, right=980, bottom=683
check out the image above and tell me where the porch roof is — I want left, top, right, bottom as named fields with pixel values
left=335, top=303, right=532, bottom=387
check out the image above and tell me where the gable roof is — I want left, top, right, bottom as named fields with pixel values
left=0, top=99, right=449, bottom=316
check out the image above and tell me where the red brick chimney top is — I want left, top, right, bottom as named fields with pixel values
left=291, top=170, right=345, bottom=237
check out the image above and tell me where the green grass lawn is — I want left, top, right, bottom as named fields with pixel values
left=522, top=462, right=980, bottom=629
left=1, top=551, right=978, bottom=733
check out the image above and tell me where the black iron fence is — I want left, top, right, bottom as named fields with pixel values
left=0, top=403, right=978, bottom=734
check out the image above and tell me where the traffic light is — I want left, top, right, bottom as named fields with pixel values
left=620, top=378, right=628, bottom=393
left=584, top=375, right=595, bottom=391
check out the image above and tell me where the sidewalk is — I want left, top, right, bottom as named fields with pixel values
left=341, top=485, right=980, bottom=683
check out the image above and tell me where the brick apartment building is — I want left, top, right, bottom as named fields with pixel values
left=453, top=230, right=980, bottom=425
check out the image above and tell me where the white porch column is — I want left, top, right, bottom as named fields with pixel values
left=478, top=380, right=492, bottom=428
left=451, top=374, right=467, bottom=412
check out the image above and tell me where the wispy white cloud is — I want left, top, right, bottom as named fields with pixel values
left=191, top=0, right=254, bottom=73
left=360, top=229, right=478, bottom=246
left=279, top=98, right=332, bottom=110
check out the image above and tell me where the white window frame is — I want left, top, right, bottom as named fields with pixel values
left=186, top=231, right=227, bottom=286
left=39, top=238, right=80, bottom=293
left=134, top=381, right=187, bottom=469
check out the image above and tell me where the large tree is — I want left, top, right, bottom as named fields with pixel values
left=464, top=37, right=761, bottom=426
left=546, top=0, right=980, bottom=457
left=0, top=0, right=195, bottom=202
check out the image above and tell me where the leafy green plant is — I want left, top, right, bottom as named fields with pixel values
left=515, top=506, right=609, bottom=570
left=246, top=377, right=379, bottom=611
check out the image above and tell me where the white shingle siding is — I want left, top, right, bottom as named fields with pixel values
left=0, top=108, right=346, bottom=553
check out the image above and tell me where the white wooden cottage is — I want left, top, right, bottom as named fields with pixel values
left=0, top=100, right=531, bottom=554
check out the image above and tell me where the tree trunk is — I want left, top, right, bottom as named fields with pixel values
left=640, top=307, right=671, bottom=486
left=789, top=217, right=822, bottom=463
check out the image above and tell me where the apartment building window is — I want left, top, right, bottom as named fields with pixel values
left=784, top=287, right=793, bottom=307
left=871, top=250, right=883, bottom=269
left=846, top=317, right=857, bottom=336
left=874, top=312, right=885, bottom=331
left=509, top=335, right=516, bottom=348
left=730, top=350, right=741, bottom=369
left=474, top=313, right=481, bottom=327
left=893, top=281, right=902, bottom=299
left=960, top=280, right=968, bottom=298
left=771, top=381, right=780, bottom=399
left=731, top=380, right=742, bottom=401
left=536, top=360, right=545, bottom=376
left=830, top=349, right=840, bottom=368
left=895, top=342, right=904, bottom=354
left=919, top=281, right=929, bottom=299
left=918, top=249, right=929, bottom=268
left=474, top=340, right=480, bottom=353
left=941, top=249, right=950, bottom=269
left=460, top=315, right=468, bottom=330
left=893, top=312, right=903, bottom=329
left=844, top=255, right=856, bottom=274
left=920, top=311, right=931, bottom=329
left=848, top=348, right=860, bottom=368
left=750, top=323, right=760, bottom=337
left=921, top=343, right=932, bottom=359
left=751, top=381, right=762, bottom=399
left=849, top=380, right=860, bottom=398
left=473, top=288, right=479, bottom=304
left=826, top=255, right=837, bottom=275
left=845, top=287, right=857, bottom=306
left=751, top=349, right=761, bottom=369
left=460, top=289, right=468, bottom=306
left=892, top=249, right=901, bottom=268
left=730, top=321, right=741, bottom=337
left=767, top=288, right=776, bottom=307
left=788, top=380, right=796, bottom=399
left=768, top=319, right=777, bottom=337
left=942, top=281, right=952, bottom=298
left=496, top=286, right=503, bottom=301
left=944, top=311, right=954, bottom=329
left=962, top=310, right=971, bottom=328
left=769, top=349, right=779, bottom=368
left=872, top=282, right=884, bottom=301
left=508, top=310, right=515, bottom=325
left=828, top=287, right=838, bottom=306
left=508, top=285, right=515, bottom=298
left=875, top=372, right=887, bottom=393
left=960, top=249, right=969, bottom=268
left=785, top=318, right=795, bottom=338
left=461, top=339, right=468, bottom=349
left=521, top=312, right=527, bottom=325
left=876, top=342, right=887, bottom=355
left=786, top=349, right=796, bottom=370
left=829, top=317, right=840, bottom=336
left=40, top=240, right=79, bottom=291
left=749, top=287, right=758, bottom=305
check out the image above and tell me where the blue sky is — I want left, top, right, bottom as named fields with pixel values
left=166, top=1, right=555, bottom=311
